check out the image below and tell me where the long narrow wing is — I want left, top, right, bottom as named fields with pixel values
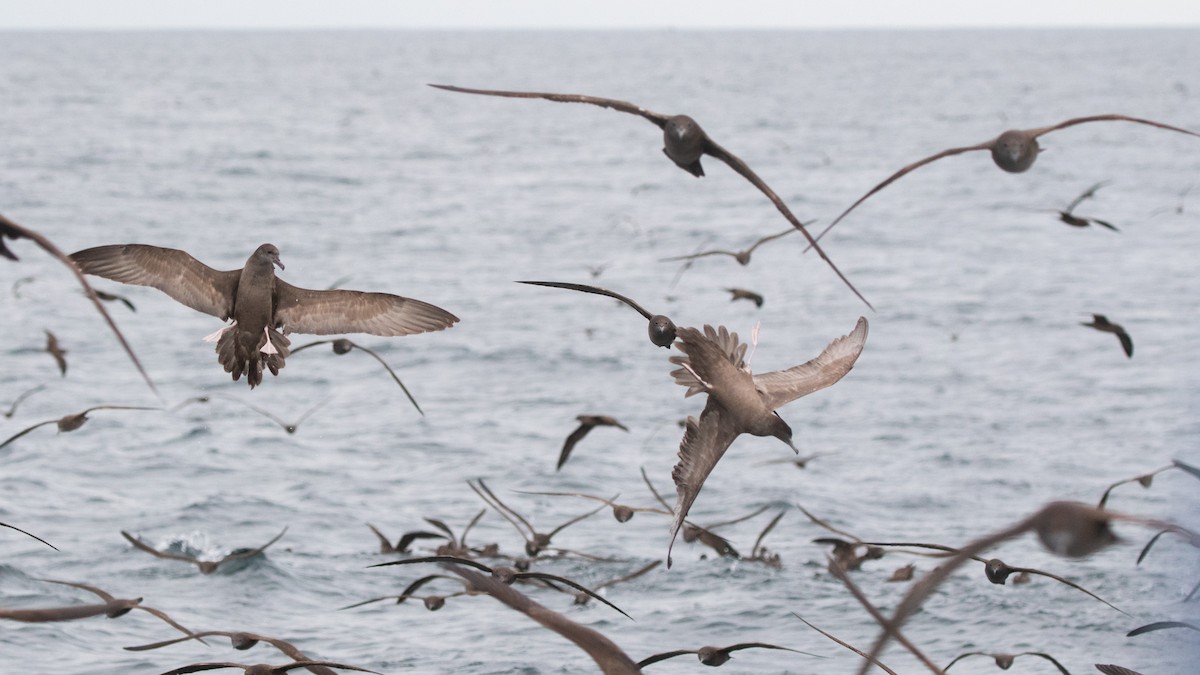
left=121, top=531, right=201, bottom=565
left=1065, top=181, right=1110, bottom=213
left=428, top=84, right=672, bottom=129
left=744, top=227, right=797, bottom=254
left=0, top=521, right=57, bottom=550
left=517, top=281, right=654, bottom=321
left=1027, top=114, right=1200, bottom=141
left=635, top=650, right=694, bottom=667
left=558, top=423, right=593, bottom=470
left=754, top=316, right=868, bottom=410
left=810, top=140, right=994, bottom=245
left=1012, top=567, right=1126, bottom=614
left=36, top=578, right=116, bottom=603
left=222, top=526, right=288, bottom=562
left=350, top=342, right=423, bottom=415
left=70, top=244, right=239, bottom=319
left=0, top=419, right=57, bottom=449
left=703, top=138, right=872, bottom=309
left=1021, top=652, right=1071, bottom=675
left=658, top=249, right=735, bottom=262
left=274, top=280, right=458, bottom=337
left=668, top=401, right=741, bottom=567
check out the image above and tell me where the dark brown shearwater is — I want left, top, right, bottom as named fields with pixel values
left=448, top=565, right=642, bottom=674
left=1050, top=181, right=1119, bottom=231
left=157, top=662, right=378, bottom=675
left=813, top=115, right=1200, bottom=244
left=366, top=523, right=447, bottom=554
left=431, top=84, right=871, bottom=309
left=0, top=213, right=156, bottom=394
left=513, top=490, right=669, bottom=523
left=217, top=396, right=331, bottom=434
left=121, top=527, right=287, bottom=574
left=1081, top=314, right=1133, bottom=358
left=666, top=319, right=868, bottom=565
left=43, top=330, right=68, bottom=376
left=126, top=630, right=341, bottom=675
left=70, top=243, right=458, bottom=387
left=725, top=288, right=764, bottom=308
left=289, top=338, right=422, bottom=414
left=557, top=414, right=629, bottom=470
left=637, top=642, right=806, bottom=668
left=944, top=651, right=1070, bottom=674
left=1098, top=464, right=1177, bottom=508
left=3, top=384, right=45, bottom=418
left=470, top=479, right=605, bottom=557
left=0, top=578, right=199, bottom=639
left=518, top=280, right=677, bottom=348
left=660, top=228, right=797, bottom=266
left=0, top=404, right=160, bottom=450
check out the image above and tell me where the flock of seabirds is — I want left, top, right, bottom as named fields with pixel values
left=2, top=82, right=1200, bottom=674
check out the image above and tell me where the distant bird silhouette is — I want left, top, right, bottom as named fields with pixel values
left=11, top=274, right=35, bottom=298
left=887, top=564, right=915, bottom=582
left=513, top=490, right=669, bottom=524
left=813, top=115, right=1200, bottom=245
left=1095, top=665, right=1143, bottom=675
left=447, top=565, right=642, bottom=674
left=126, top=630, right=341, bottom=675
left=339, top=573, right=475, bottom=612
left=745, top=509, right=786, bottom=567
left=557, top=414, right=629, bottom=470
left=1098, top=464, right=1177, bottom=508
left=1081, top=314, right=1133, bottom=358
left=289, top=338, right=423, bottom=414
left=0, top=404, right=160, bottom=450
left=71, top=243, right=458, bottom=387
left=793, top=614, right=898, bottom=675
left=1, top=520, right=57, bottom=549
left=666, top=319, right=868, bottom=565
left=93, top=288, right=137, bottom=311
left=518, top=281, right=677, bottom=348
left=157, top=662, right=378, bottom=675
left=757, top=452, right=829, bottom=470
left=369, top=555, right=632, bottom=619
left=637, top=642, right=806, bottom=668
left=431, top=84, right=871, bottom=309
left=366, top=523, right=447, bottom=555
left=572, top=560, right=661, bottom=606
left=43, top=330, right=68, bottom=376
left=121, top=527, right=287, bottom=574
left=3, top=384, right=45, bottom=418
left=0, top=578, right=198, bottom=639
left=855, top=501, right=1197, bottom=675
left=420, top=509, right=491, bottom=558
left=660, top=228, right=796, bottom=266
left=944, top=651, right=1071, bottom=673
left=470, top=479, right=605, bottom=557
left=0, top=213, right=157, bottom=395
left=725, top=287, right=763, bottom=308
left=1049, top=181, right=1119, bottom=231
left=217, top=396, right=330, bottom=434
left=799, top=504, right=892, bottom=570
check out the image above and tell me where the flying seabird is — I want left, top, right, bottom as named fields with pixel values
left=637, top=642, right=808, bottom=668
left=793, top=614, right=898, bottom=675
left=121, top=527, right=287, bottom=574
left=216, top=396, right=331, bottom=435
left=339, top=573, right=475, bottom=611
left=3, top=384, right=45, bottom=418
left=70, top=243, right=458, bottom=387
left=1081, top=314, right=1133, bottom=358
left=518, top=280, right=677, bottom=348
left=666, top=319, right=868, bottom=565
left=0, top=404, right=160, bottom=450
left=1098, top=464, right=1178, bottom=508
left=1048, top=181, right=1119, bottom=231
left=557, top=414, right=629, bottom=471
left=470, top=479, right=605, bottom=558
left=512, top=490, right=669, bottom=523
left=156, top=662, right=378, bottom=675
left=93, top=288, right=138, bottom=311
left=725, top=288, right=763, bottom=308
left=0, top=213, right=156, bottom=394
left=126, top=631, right=341, bottom=675
left=813, top=115, right=1200, bottom=244
left=660, top=228, right=797, bottom=267
left=944, top=651, right=1071, bottom=674
left=366, top=523, right=448, bottom=555
left=43, top=330, right=68, bottom=376
left=431, top=84, right=871, bottom=309
left=572, top=560, right=661, bottom=606
left=289, top=338, right=422, bottom=413
left=447, top=565, right=642, bottom=674
left=0, top=579, right=199, bottom=639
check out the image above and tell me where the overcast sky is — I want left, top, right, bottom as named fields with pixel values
left=3, top=0, right=1199, bottom=30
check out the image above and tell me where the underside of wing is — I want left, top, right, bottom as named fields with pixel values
left=669, top=401, right=740, bottom=565
left=273, top=280, right=459, bottom=337
left=754, top=317, right=868, bottom=410
left=428, top=83, right=672, bottom=128
left=70, top=244, right=239, bottom=319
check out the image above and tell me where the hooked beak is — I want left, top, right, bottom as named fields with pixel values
left=272, top=255, right=285, bottom=271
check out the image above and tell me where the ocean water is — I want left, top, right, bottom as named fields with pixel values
left=1, top=28, right=1198, bottom=674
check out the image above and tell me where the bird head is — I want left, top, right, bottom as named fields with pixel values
left=990, top=130, right=1039, bottom=173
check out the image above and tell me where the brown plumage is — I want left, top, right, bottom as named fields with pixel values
left=156, top=662, right=378, bottom=675
left=572, top=560, right=661, bottom=606
left=513, top=490, right=669, bottom=523
left=793, top=614, right=899, bottom=675
left=289, top=338, right=423, bottom=414
left=944, top=651, right=1071, bottom=674
left=814, top=115, right=1200, bottom=244
left=469, top=479, right=605, bottom=558
left=0, top=579, right=198, bottom=640
left=1051, top=181, right=1119, bottom=231
left=725, top=288, right=764, bottom=308
left=518, top=280, right=677, bottom=348
left=888, top=563, right=915, bottom=582
left=1098, top=464, right=1177, bottom=508
left=856, top=501, right=1200, bottom=675
left=126, top=631, right=340, bottom=675
left=365, top=523, right=447, bottom=554
left=447, top=565, right=642, bottom=674
left=0, top=521, right=57, bottom=550
left=0, top=213, right=157, bottom=395
left=557, top=414, right=629, bottom=470
left=121, top=527, right=287, bottom=574
left=660, top=227, right=796, bottom=266
left=666, top=319, right=868, bottom=566
left=3, top=384, right=45, bottom=418
left=217, top=396, right=330, bottom=435
left=1081, top=314, right=1133, bottom=358
left=338, top=573, right=475, bottom=611
left=637, top=642, right=807, bottom=668
left=94, top=288, right=138, bottom=311
left=43, top=330, right=68, bottom=376
left=369, top=555, right=632, bottom=619
left=0, top=404, right=160, bottom=450
left=70, top=243, right=458, bottom=387
left=431, top=84, right=871, bottom=309
left=1095, top=666, right=1144, bottom=675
